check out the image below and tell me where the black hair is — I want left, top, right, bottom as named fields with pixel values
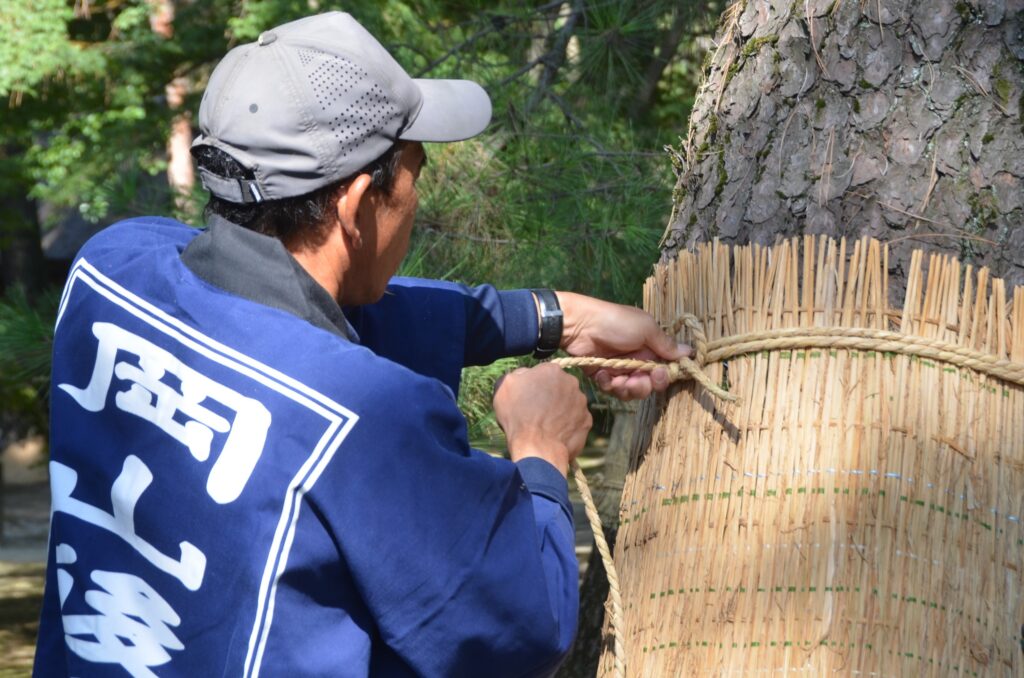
left=192, top=143, right=404, bottom=249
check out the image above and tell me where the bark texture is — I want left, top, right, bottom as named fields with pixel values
left=663, top=0, right=1024, bottom=296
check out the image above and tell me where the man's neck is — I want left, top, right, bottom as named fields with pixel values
left=288, top=232, right=348, bottom=303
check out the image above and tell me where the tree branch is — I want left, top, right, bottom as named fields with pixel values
left=630, top=4, right=698, bottom=119
left=523, top=0, right=585, bottom=119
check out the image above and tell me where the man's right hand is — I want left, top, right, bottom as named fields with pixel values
left=493, top=363, right=592, bottom=477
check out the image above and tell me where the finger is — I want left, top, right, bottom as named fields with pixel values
left=623, top=373, right=654, bottom=400
left=645, top=321, right=687, bottom=361
left=606, top=373, right=653, bottom=401
left=605, top=374, right=630, bottom=399
left=622, top=347, right=659, bottom=361
left=594, top=367, right=665, bottom=398
left=651, top=366, right=669, bottom=391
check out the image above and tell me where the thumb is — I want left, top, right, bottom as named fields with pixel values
left=646, top=323, right=689, bottom=361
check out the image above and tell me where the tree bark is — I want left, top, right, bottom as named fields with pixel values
left=663, top=0, right=1024, bottom=299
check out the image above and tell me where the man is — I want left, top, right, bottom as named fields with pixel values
left=34, top=12, right=686, bottom=677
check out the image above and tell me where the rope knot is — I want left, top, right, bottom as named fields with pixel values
left=681, top=313, right=708, bottom=367
left=558, top=315, right=739, bottom=403
left=654, top=313, right=737, bottom=402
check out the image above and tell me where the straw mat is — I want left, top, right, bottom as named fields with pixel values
left=593, top=236, right=1023, bottom=677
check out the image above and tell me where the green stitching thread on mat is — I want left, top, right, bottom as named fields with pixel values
left=740, top=348, right=1015, bottom=396
left=624, top=485, right=1020, bottom=538
left=643, top=584, right=991, bottom=622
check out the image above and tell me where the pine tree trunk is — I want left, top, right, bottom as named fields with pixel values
left=663, top=0, right=1023, bottom=297
left=166, top=77, right=195, bottom=211
left=150, top=0, right=195, bottom=211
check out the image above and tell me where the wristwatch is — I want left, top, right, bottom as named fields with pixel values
left=530, top=289, right=563, bottom=359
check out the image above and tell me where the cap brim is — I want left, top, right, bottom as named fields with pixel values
left=400, top=79, right=492, bottom=142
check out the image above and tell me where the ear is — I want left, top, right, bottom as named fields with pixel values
left=335, top=173, right=373, bottom=250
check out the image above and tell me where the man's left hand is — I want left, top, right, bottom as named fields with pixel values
left=556, top=291, right=693, bottom=401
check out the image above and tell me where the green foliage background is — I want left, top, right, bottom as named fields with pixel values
left=0, top=0, right=725, bottom=444
left=0, top=289, right=58, bottom=438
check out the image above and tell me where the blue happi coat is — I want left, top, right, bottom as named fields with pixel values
left=34, top=217, right=578, bottom=677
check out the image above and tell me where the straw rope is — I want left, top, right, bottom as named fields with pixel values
left=553, top=311, right=1024, bottom=678
left=569, top=458, right=627, bottom=678
left=555, top=316, right=1024, bottom=389
left=706, top=326, right=1024, bottom=385
left=554, top=356, right=738, bottom=401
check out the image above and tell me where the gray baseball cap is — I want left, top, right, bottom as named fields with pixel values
left=192, top=12, right=492, bottom=204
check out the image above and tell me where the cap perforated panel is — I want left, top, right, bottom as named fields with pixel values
left=300, top=48, right=400, bottom=162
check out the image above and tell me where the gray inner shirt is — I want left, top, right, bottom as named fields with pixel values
left=180, top=214, right=357, bottom=341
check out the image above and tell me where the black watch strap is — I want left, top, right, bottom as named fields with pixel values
left=530, top=289, right=563, bottom=359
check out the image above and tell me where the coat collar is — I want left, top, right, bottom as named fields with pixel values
left=181, top=214, right=358, bottom=341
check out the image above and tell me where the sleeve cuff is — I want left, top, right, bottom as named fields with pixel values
left=516, top=457, right=573, bottom=524
left=498, top=289, right=539, bottom=356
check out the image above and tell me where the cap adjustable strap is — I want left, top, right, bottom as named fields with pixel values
left=239, top=179, right=264, bottom=203
left=197, top=167, right=265, bottom=204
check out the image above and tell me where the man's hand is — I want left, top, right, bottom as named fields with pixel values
left=493, top=363, right=592, bottom=477
left=556, top=291, right=692, bottom=401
